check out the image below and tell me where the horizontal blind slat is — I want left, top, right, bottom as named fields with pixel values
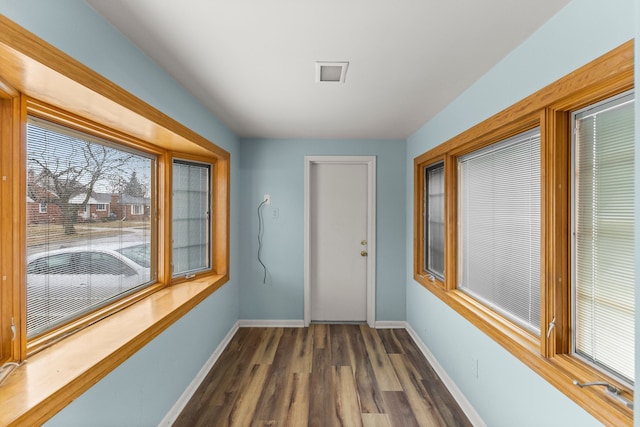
left=26, top=117, right=153, bottom=337
left=573, top=92, right=635, bottom=383
left=458, top=128, right=541, bottom=334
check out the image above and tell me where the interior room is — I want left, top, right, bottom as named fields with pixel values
left=0, top=0, right=638, bottom=426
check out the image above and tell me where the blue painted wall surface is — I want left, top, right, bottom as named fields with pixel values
left=1, top=0, right=637, bottom=425
left=406, top=0, right=635, bottom=426
left=239, top=138, right=406, bottom=322
left=0, top=1, right=241, bottom=425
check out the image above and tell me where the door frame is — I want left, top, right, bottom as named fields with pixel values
left=304, top=156, right=376, bottom=327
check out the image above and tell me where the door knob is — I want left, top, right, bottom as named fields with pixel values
left=361, top=250, right=368, bottom=257
left=361, top=240, right=367, bottom=245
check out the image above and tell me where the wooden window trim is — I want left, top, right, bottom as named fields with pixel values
left=413, top=154, right=447, bottom=290
left=0, top=275, right=227, bottom=427
left=0, top=93, right=21, bottom=365
left=170, top=156, right=214, bottom=278
left=413, top=40, right=634, bottom=427
left=0, top=16, right=230, bottom=425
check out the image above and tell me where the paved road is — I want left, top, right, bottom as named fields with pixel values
left=27, top=225, right=150, bottom=256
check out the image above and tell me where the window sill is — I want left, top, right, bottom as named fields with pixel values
left=0, top=273, right=228, bottom=427
left=414, top=276, right=633, bottom=426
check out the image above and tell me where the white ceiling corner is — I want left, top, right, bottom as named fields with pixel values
left=86, top=0, right=571, bottom=140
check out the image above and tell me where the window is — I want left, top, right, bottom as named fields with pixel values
left=572, top=91, right=635, bottom=385
left=96, top=203, right=106, bottom=211
left=38, top=203, right=47, bottom=213
left=172, top=160, right=211, bottom=277
left=424, top=162, right=445, bottom=280
left=413, top=41, right=634, bottom=426
left=414, top=156, right=448, bottom=287
left=0, top=18, right=230, bottom=424
left=26, top=116, right=154, bottom=337
left=458, top=129, right=541, bottom=334
left=131, top=204, right=144, bottom=215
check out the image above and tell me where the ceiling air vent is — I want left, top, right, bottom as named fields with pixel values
left=316, top=61, right=349, bottom=83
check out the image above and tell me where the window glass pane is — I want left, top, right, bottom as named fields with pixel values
left=458, top=128, right=541, bottom=334
left=172, top=160, right=211, bottom=276
left=573, top=91, right=635, bottom=384
left=425, top=162, right=445, bottom=279
left=26, top=116, right=154, bottom=337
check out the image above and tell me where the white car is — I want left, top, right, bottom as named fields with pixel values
left=26, top=243, right=151, bottom=335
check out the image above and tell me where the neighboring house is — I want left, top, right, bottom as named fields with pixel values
left=26, top=195, right=63, bottom=225
left=70, top=192, right=112, bottom=221
left=118, top=194, right=151, bottom=221
left=26, top=178, right=63, bottom=225
left=27, top=188, right=150, bottom=224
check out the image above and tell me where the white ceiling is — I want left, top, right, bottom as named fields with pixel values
left=87, top=0, right=571, bottom=140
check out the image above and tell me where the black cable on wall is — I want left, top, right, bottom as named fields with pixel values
left=257, top=200, right=267, bottom=283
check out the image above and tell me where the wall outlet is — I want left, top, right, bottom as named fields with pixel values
left=263, top=194, right=270, bottom=205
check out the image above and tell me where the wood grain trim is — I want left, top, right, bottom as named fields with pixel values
left=0, top=98, right=9, bottom=363
left=0, top=274, right=228, bottom=427
left=16, top=95, right=27, bottom=361
left=0, top=15, right=230, bottom=161
left=0, top=15, right=233, bottom=425
left=164, top=151, right=230, bottom=282
left=213, top=158, right=230, bottom=275
left=418, top=280, right=633, bottom=426
left=412, top=40, right=634, bottom=427
left=21, top=98, right=168, bottom=356
left=0, top=77, right=18, bottom=98
left=159, top=152, right=173, bottom=284
left=414, top=40, right=633, bottom=163
left=413, top=155, right=446, bottom=290
left=25, top=97, right=166, bottom=158
left=551, top=355, right=633, bottom=424
left=412, top=157, right=425, bottom=283
left=442, top=154, right=457, bottom=292
left=0, top=95, right=20, bottom=363
left=540, top=108, right=571, bottom=358
left=26, top=282, right=167, bottom=356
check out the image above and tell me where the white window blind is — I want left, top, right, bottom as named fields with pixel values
left=172, top=160, right=211, bottom=276
left=425, top=163, right=445, bottom=279
left=26, top=117, right=153, bottom=337
left=458, top=129, right=541, bottom=334
left=573, top=91, right=635, bottom=384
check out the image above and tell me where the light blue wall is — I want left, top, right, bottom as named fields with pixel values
left=239, top=138, right=406, bottom=322
left=406, top=0, right=635, bottom=426
left=46, top=283, right=238, bottom=427
left=1, top=0, right=636, bottom=425
left=0, top=1, right=241, bottom=425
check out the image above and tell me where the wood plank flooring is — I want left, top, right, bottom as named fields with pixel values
left=174, top=325, right=472, bottom=427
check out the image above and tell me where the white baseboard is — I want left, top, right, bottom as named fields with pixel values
left=238, top=319, right=305, bottom=328
left=375, top=320, right=407, bottom=329
left=159, top=320, right=240, bottom=426
left=405, top=324, right=486, bottom=427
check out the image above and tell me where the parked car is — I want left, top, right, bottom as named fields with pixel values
left=26, top=242, right=151, bottom=335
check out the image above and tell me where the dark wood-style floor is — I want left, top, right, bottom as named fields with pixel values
left=174, top=324, right=472, bottom=427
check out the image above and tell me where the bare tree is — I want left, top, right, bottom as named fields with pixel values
left=107, top=175, right=128, bottom=195
left=28, top=139, right=133, bottom=235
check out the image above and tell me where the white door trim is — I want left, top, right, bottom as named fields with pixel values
left=304, top=155, right=376, bottom=327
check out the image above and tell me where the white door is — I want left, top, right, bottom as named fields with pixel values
left=309, top=162, right=369, bottom=322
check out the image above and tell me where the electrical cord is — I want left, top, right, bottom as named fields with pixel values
left=257, top=200, right=267, bottom=283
